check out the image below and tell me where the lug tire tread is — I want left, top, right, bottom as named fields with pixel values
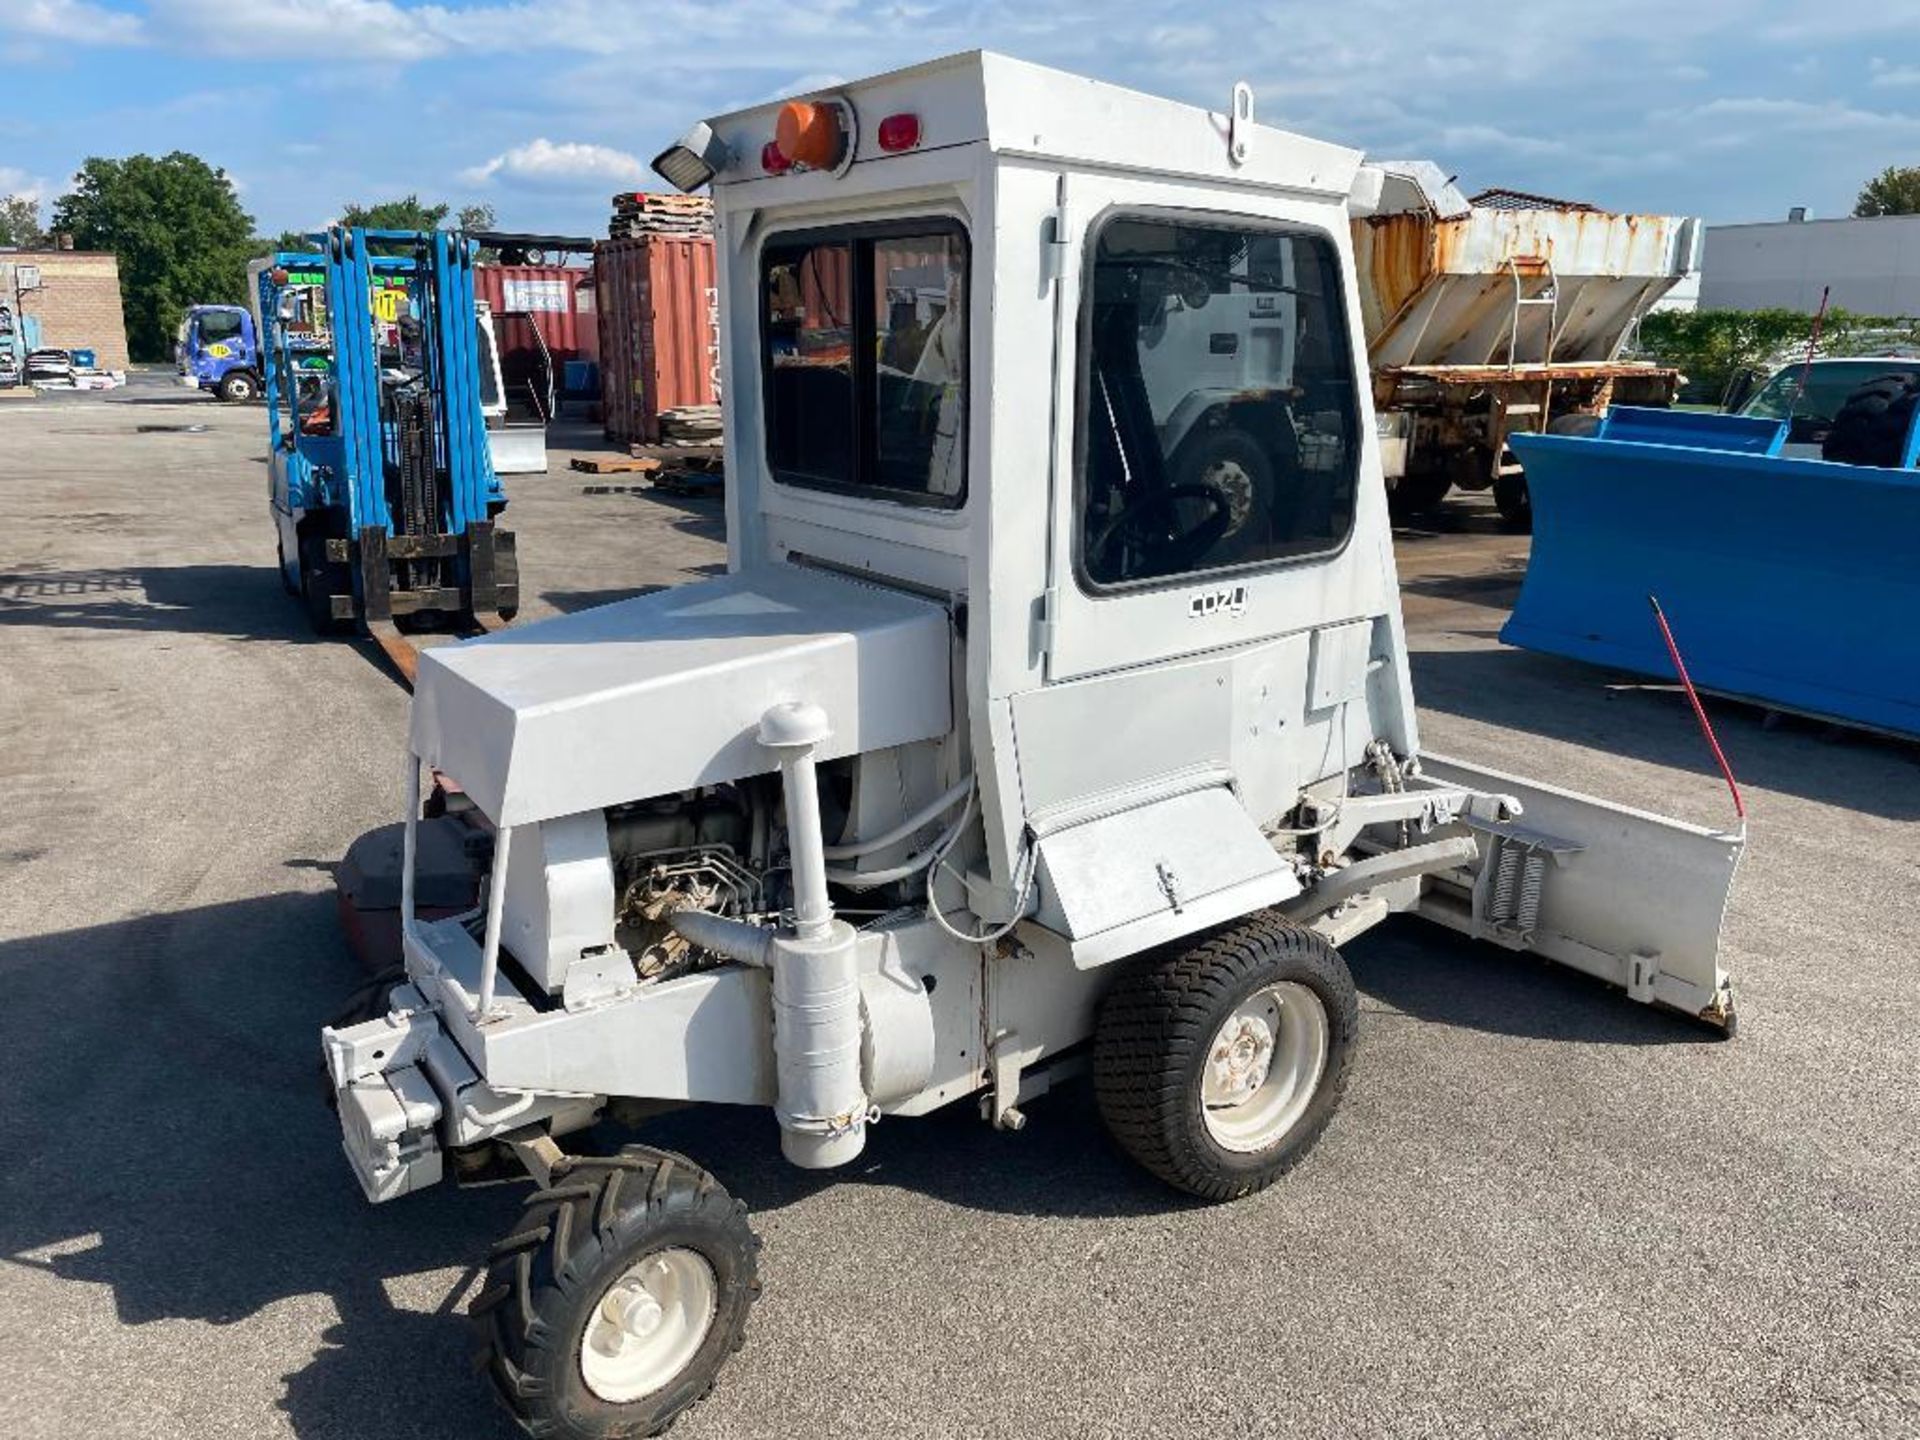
left=475, top=1145, right=759, bottom=1440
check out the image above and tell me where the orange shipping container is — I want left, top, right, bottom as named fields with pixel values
left=595, top=235, right=721, bottom=446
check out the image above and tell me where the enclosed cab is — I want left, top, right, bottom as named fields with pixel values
left=177, top=302, right=261, bottom=401
left=322, top=53, right=1742, bottom=1440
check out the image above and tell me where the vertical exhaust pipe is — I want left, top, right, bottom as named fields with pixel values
left=758, top=702, right=869, bottom=1169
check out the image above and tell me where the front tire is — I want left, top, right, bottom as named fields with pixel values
left=473, top=1147, right=760, bottom=1440
left=217, top=369, right=258, bottom=403
left=1094, top=914, right=1357, bottom=1202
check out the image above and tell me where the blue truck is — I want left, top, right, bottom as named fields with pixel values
left=177, top=300, right=263, bottom=400
left=262, top=229, right=517, bottom=637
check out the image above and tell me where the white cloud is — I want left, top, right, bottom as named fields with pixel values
left=461, top=138, right=649, bottom=190
left=1434, top=123, right=1568, bottom=159
left=146, top=0, right=447, bottom=62
left=0, top=0, right=141, bottom=44
left=0, top=166, right=53, bottom=205
left=1677, top=96, right=1920, bottom=136
left=1870, top=60, right=1920, bottom=88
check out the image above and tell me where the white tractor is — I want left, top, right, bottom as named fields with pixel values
left=322, top=52, right=1743, bottom=1439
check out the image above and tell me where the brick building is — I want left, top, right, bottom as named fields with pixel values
left=1, top=249, right=132, bottom=369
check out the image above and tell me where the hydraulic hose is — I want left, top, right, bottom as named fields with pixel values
left=822, top=775, right=974, bottom=860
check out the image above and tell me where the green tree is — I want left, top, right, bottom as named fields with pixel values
left=1854, top=165, right=1920, bottom=217
left=1638, top=306, right=1920, bottom=403
left=340, top=194, right=450, bottom=231
left=51, top=152, right=254, bottom=361
left=0, top=193, right=47, bottom=248
left=335, top=196, right=496, bottom=255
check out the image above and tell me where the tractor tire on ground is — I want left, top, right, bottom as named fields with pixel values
left=275, top=536, right=299, bottom=596
left=1823, top=374, right=1920, bottom=467
left=474, top=1147, right=760, bottom=1440
left=1093, top=913, right=1358, bottom=1202
left=217, top=370, right=259, bottom=403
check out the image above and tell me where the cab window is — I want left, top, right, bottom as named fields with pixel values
left=1076, top=214, right=1358, bottom=589
left=762, top=221, right=966, bottom=507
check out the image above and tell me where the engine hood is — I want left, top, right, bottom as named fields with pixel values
left=410, top=565, right=953, bottom=826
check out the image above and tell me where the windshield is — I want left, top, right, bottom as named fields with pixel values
left=195, top=309, right=245, bottom=345
left=1742, top=360, right=1920, bottom=425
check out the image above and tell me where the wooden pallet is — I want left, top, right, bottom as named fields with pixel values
left=570, top=455, right=662, bottom=475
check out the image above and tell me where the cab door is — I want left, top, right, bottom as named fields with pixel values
left=1041, top=174, right=1382, bottom=684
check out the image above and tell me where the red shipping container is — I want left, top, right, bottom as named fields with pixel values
left=595, top=235, right=721, bottom=446
left=474, top=264, right=595, bottom=400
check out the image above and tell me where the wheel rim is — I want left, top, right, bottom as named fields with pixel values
left=1200, top=981, right=1329, bottom=1153
left=1201, top=458, right=1255, bottom=534
left=578, top=1247, right=718, bottom=1403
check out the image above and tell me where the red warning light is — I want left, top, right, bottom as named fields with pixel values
left=877, top=113, right=922, bottom=152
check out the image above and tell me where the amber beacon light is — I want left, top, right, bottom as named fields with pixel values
left=774, top=100, right=847, bottom=170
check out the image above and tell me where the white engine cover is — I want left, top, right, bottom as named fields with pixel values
left=409, top=565, right=953, bottom=826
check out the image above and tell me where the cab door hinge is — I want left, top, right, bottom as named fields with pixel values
left=1041, top=188, right=1071, bottom=287
left=1034, top=585, right=1060, bottom=655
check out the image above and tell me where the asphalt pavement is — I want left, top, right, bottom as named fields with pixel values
left=0, top=383, right=1914, bottom=1440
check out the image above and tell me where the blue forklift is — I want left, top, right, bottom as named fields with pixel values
left=262, top=228, right=518, bottom=654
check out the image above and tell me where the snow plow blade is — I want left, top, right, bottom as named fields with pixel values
left=1501, top=423, right=1920, bottom=738
left=1410, top=753, right=1742, bottom=1031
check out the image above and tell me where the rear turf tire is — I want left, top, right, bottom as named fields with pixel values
left=474, top=1147, right=760, bottom=1440
left=1094, top=914, right=1357, bottom=1202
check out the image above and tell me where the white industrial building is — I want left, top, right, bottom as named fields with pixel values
left=1699, top=213, right=1920, bottom=315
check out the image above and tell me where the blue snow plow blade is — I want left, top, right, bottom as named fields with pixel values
left=1501, top=423, right=1920, bottom=738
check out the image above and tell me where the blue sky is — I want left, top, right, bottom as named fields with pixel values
left=2, top=1, right=1917, bottom=238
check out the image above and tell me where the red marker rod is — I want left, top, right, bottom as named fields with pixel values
left=1648, top=594, right=1746, bottom=823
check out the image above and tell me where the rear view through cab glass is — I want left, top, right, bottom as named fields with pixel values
left=1077, top=215, right=1359, bottom=589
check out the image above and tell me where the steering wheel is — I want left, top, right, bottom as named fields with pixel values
left=1091, top=481, right=1234, bottom=579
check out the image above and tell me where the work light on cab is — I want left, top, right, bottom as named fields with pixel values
left=651, top=120, right=729, bottom=193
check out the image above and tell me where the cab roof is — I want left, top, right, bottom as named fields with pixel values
left=705, top=50, right=1361, bottom=201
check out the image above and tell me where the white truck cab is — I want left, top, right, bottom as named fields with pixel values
left=322, top=52, right=1742, bottom=1440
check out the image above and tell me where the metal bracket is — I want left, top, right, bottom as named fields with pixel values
left=1625, top=950, right=1661, bottom=1004
left=984, top=1029, right=1044, bottom=1131
left=561, top=946, right=639, bottom=1012
left=1229, top=82, right=1254, bottom=166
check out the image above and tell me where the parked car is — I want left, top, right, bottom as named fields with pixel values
left=25, top=348, right=74, bottom=385
left=1732, top=354, right=1920, bottom=458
